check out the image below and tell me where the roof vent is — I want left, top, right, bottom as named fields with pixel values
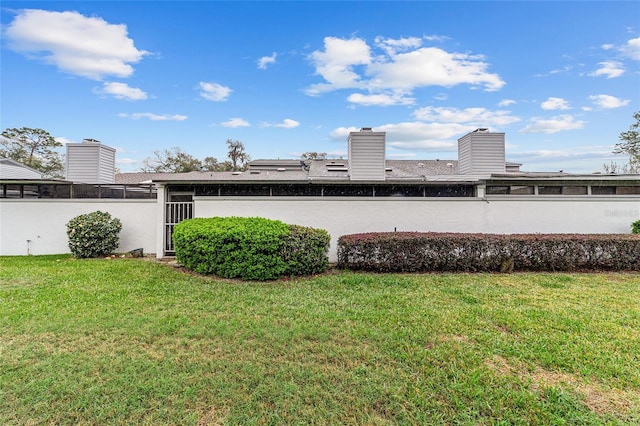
left=277, top=168, right=286, bottom=172
left=82, top=138, right=100, bottom=144
left=473, top=128, right=489, bottom=132
left=232, top=171, right=242, bottom=175
left=360, top=127, right=373, bottom=132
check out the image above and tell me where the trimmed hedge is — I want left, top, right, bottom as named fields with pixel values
left=337, top=232, right=640, bottom=272
left=173, top=217, right=330, bottom=280
left=281, top=224, right=331, bottom=276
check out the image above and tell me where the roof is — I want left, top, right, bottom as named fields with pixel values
left=116, top=159, right=480, bottom=185
left=0, top=158, right=45, bottom=180
left=115, top=159, right=639, bottom=185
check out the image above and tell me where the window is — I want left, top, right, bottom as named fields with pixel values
left=617, top=186, right=640, bottom=195
left=486, top=186, right=509, bottom=195
left=486, top=185, right=533, bottom=195
left=538, top=186, right=563, bottom=195
left=220, top=184, right=271, bottom=196
left=271, top=184, right=322, bottom=196
left=509, top=185, right=534, bottom=195
left=323, top=185, right=373, bottom=197
left=562, top=186, right=587, bottom=195
left=37, top=184, right=72, bottom=198
left=374, top=185, right=423, bottom=197
left=591, top=186, right=616, bottom=195
left=424, top=185, right=474, bottom=197
left=72, top=185, right=101, bottom=198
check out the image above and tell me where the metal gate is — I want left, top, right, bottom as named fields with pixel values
left=164, top=201, right=193, bottom=254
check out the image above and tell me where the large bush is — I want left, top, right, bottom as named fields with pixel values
left=66, top=211, right=122, bottom=258
left=173, top=217, right=330, bottom=280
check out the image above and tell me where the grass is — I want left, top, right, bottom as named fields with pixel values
left=1, top=255, right=639, bottom=425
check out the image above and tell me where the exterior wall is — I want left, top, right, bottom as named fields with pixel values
left=194, top=196, right=640, bottom=261
left=2, top=196, right=638, bottom=262
left=66, top=143, right=116, bottom=184
left=348, top=131, right=386, bottom=181
left=458, top=131, right=505, bottom=175
left=0, top=200, right=156, bottom=256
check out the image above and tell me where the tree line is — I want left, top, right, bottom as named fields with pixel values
left=2, top=111, right=640, bottom=178
left=140, top=139, right=251, bottom=173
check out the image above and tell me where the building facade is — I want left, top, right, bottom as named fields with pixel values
left=1, top=129, right=639, bottom=261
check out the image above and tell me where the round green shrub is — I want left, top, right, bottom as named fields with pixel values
left=66, top=211, right=122, bottom=258
left=632, top=219, right=640, bottom=234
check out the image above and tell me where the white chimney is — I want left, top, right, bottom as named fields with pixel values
left=66, top=139, right=116, bottom=183
left=457, top=129, right=505, bottom=175
left=348, top=128, right=386, bottom=181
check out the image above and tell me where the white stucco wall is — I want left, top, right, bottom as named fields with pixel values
left=1, top=196, right=638, bottom=261
left=194, top=196, right=640, bottom=261
left=0, top=200, right=157, bottom=256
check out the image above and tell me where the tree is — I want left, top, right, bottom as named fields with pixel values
left=612, top=111, right=640, bottom=173
left=201, top=156, right=220, bottom=171
left=226, top=139, right=250, bottom=171
left=301, top=151, right=327, bottom=160
left=140, top=140, right=251, bottom=173
left=141, top=147, right=205, bottom=173
left=1, top=127, right=65, bottom=178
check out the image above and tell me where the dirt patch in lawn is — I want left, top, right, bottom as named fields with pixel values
left=484, top=354, right=639, bottom=416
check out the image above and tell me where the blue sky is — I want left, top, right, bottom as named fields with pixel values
left=1, top=1, right=639, bottom=173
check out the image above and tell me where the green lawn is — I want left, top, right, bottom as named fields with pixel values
left=1, top=255, right=639, bottom=425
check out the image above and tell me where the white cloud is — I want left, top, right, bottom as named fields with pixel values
left=260, top=119, right=301, bottom=128
left=588, top=94, right=630, bottom=109
left=520, top=115, right=585, bottom=134
left=330, top=122, right=466, bottom=151
left=305, top=37, right=371, bottom=95
left=347, top=92, right=415, bottom=106
left=374, top=36, right=423, bottom=56
left=118, top=112, right=187, bottom=121
left=590, top=61, right=625, bottom=78
left=413, top=106, right=520, bottom=127
left=328, top=106, right=519, bottom=153
left=369, top=48, right=505, bottom=92
left=275, top=119, right=300, bottom=129
left=508, top=146, right=616, bottom=168
left=498, top=99, right=516, bottom=107
left=199, top=82, right=232, bottom=101
left=380, top=122, right=465, bottom=151
left=100, top=82, right=147, bottom=100
left=55, top=137, right=77, bottom=145
left=306, top=36, right=505, bottom=98
left=116, top=157, right=139, bottom=165
left=621, top=37, right=640, bottom=60
left=540, top=97, right=571, bottom=111
left=258, top=52, right=277, bottom=69
left=329, top=126, right=362, bottom=139
left=4, top=9, right=148, bottom=80
left=423, top=35, right=450, bottom=42
left=507, top=148, right=619, bottom=173
left=220, top=118, right=250, bottom=128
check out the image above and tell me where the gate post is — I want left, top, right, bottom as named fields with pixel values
left=155, top=184, right=166, bottom=259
